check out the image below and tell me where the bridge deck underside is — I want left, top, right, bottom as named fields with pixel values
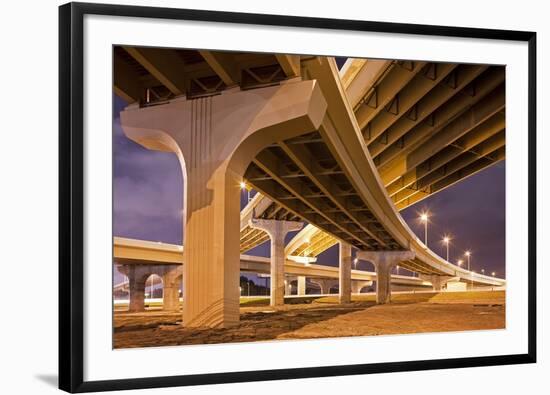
left=246, top=132, right=402, bottom=252
left=283, top=60, right=505, bottom=261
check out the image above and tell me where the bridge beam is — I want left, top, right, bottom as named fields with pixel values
left=339, top=242, right=352, bottom=303
left=357, top=250, right=415, bottom=304
left=249, top=218, right=303, bottom=306
left=121, top=80, right=326, bottom=328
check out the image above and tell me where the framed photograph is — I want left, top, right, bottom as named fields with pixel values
left=59, top=2, right=537, bottom=392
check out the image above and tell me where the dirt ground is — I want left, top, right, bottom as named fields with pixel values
left=113, top=291, right=505, bottom=349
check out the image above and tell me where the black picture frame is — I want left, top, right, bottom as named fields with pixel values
left=59, top=2, right=537, bottom=393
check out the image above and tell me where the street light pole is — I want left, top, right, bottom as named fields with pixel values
left=465, top=251, right=472, bottom=290
left=442, top=236, right=450, bottom=262
left=420, top=212, right=429, bottom=246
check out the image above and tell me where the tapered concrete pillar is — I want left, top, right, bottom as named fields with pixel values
left=420, top=274, right=458, bottom=291
left=339, top=242, right=352, bottom=303
left=125, top=266, right=147, bottom=313
left=249, top=218, right=303, bottom=306
left=351, top=280, right=373, bottom=294
left=284, top=278, right=293, bottom=296
left=297, top=276, right=307, bottom=296
left=162, top=271, right=181, bottom=311
left=357, top=250, right=415, bottom=304
left=310, top=278, right=338, bottom=295
left=121, top=80, right=326, bottom=327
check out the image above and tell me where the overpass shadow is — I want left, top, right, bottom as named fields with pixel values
left=113, top=301, right=377, bottom=348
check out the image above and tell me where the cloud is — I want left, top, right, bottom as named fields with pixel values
left=113, top=116, right=183, bottom=244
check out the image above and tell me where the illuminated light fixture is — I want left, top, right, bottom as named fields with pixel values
left=442, top=235, right=451, bottom=261
left=419, top=211, right=429, bottom=246
left=239, top=181, right=246, bottom=190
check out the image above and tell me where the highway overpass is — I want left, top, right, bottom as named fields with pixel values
left=116, top=48, right=505, bottom=327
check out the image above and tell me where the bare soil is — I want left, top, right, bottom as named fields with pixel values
left=113, top=291, right=505, bottom=349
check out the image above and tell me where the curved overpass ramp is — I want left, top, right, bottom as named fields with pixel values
left=245, top=57, right=505, bottom=288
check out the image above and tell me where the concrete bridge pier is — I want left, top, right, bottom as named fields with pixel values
left=284, top=276, right=295, bottom=296
left=310, top=278, right=339, bottom=295
left=297, top=276, right=306, bottom=296
left=121, top=80, right=326, bottom=328
left=126, top=266, right=146, bottom=312
left=357, top=250, right=415, bottom=304
left=162, top=271, right=182, bottom=311
left=352, top=280, right=373, bottom=294
left=117, top=264, right=183, bottom=312
left=250, top=218, right=303, bottom=306
left=339, top=242, right=352, bottom=303
left=421, top=274, right=458, bottom=291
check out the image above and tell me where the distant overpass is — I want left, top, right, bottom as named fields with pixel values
left=114, top=237, right=429, bottom=286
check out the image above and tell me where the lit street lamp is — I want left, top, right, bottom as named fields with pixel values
left=419, top=212, right=429, bottom=246
left=465, top=251, right=472, bottom=289
left=442, top=235, right=451, bottom=262
left=457, top=259, right=463, bottom=267
left=492, top=271, right=496, bottom=277
left=240, top=181, right=250, bottom=202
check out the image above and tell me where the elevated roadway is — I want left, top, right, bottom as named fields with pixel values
left=116, top=48, right=505, bottom=326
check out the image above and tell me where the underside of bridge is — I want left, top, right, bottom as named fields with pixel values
left=114, top=46, right=505, bottom=328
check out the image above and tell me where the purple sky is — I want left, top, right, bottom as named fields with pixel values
left=113, top=76, right=505, bottom=283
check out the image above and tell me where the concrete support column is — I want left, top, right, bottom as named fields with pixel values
left=357, top=250, right=415, bottom=304
left=121, top=80, right=326, bottom=328
left=311, top=279, right=338, bottom=295
left=249, top=218, right=303, bottom=306
left=162, top=270, right=181, bottom=311
left=284, top=278, right=293, bottom=296
left=126, top=266, right=147, bottom=313
left=297, top=276, right=307, bottom=296
left=339, top=242, right=352, bottom=303
left=351, top=280, right=373, bottom=294
left=420, top=274, right=458, bottom=291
